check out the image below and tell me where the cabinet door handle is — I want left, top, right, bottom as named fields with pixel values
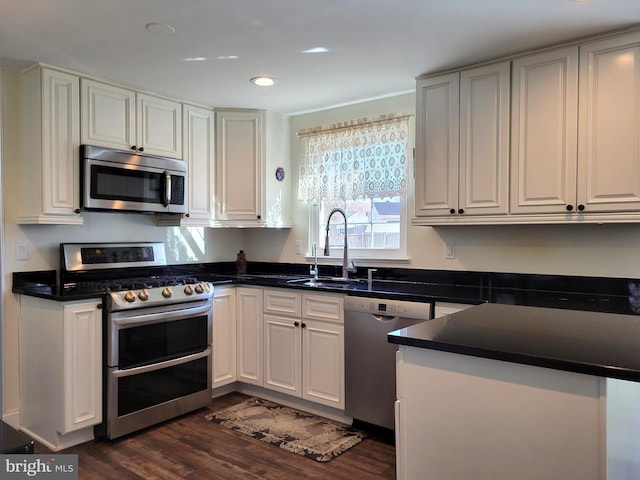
left=138, top=147, right=144, bottom=152
left=458, top=208, right=464, bottom=214
left=577, top=204, right=585, bottom=211
left=294, top=321, right=299, bottom=327
left=130, top=145, right=137, bottom=151
left=566, top=204, right=574, bottom=212
left=449, top=209, right=456, bottom=214
left=301, top=323, right=306, bottom=329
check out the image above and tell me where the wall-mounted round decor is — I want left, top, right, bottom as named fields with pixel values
left=275, top=167, right=285, bottom=181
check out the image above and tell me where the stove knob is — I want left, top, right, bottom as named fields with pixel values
left=124, top=291, right=136, bottom=303
left=162, top=287, right=173, bottom=298
left=195, top=283, right=204, bottom=294
left=138, top=290, right=149, bottom=301
left=184, top=285, right=194, bottom=295
left=204, top=283, right=212, bottom=292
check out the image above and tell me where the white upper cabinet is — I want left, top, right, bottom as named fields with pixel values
left=459, top=62, right=510, bottom=216
left=213, top=109, right=291, bottom=228
left=415, top=28, right=640, bottom=225
left=414, top=61, right=510, bottom=222
left=18, top=65, right=82, bottom=224
left=81, top=78, right=182, bottom=159
left=414, top=72, right=459, bottom=217
left=214, top=109, right=264, bottom=224
left=177, top=104, right=215, bottom=225
left=510, top=46, right=579, bottom=215
left=578, top=31, right=640, bottom=214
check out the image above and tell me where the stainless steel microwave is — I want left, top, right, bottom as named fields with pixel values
left=80, top=145, right=187, bottom=215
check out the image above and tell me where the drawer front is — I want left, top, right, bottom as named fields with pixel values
left=302, top=293, right=344, bottom=323
left=264, top=289, right=302, bottom=316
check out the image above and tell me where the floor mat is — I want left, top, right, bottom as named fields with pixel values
left=205, top=397, right=366, bottom=462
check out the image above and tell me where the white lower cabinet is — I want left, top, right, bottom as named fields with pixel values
left=301, top=318, right=344, bottom=408
left=19, top=296, right=102, bottom=451
left=236, top=287, right=264, bottom=386
left=264, top=289, right=345, bottom=409
left=212, top=287, right=237, bottom=387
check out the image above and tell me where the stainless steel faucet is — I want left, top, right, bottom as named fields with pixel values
left=323, top=208, right=357, bottom=280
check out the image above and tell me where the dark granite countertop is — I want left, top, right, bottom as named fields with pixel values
left=388, top=302, right=640, bottom=382
left=12, top=263, right=639, bottom=314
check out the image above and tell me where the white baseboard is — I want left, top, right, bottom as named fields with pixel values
left=2, top=409, right=20, bottom=429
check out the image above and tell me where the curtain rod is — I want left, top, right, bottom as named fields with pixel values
left=296, top=113, right=412, bottom=137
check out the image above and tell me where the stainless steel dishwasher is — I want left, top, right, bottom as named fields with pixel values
left=344, top=296, right=433, bottom=432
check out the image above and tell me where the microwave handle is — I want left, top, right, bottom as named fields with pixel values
left=163, top=171, right=171, bottom=207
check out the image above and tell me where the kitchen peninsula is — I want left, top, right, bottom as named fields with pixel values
left=389, top=303, right=640, bottom=480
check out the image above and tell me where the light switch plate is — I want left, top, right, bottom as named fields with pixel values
left=444, top=241, right=455, bottom=259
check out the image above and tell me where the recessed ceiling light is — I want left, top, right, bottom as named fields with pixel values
left=302, top=47, right=329, bottom=54
left=217, top=55, right=239, bottom=60
left=145, top=23, right=176, bottom=35
left=183, top=57, right=207, bottom=62
left=250, top=76, right=276, bottom=87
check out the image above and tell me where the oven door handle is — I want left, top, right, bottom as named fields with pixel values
left=111, top=302, right=212, bottom=326
left=113, top=348, right=211, bottom=378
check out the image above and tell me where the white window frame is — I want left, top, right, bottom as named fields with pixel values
left=308, top=197, right=408, bottom=264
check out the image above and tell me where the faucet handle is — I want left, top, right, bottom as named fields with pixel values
left=347, top=259, right=357, bottom=273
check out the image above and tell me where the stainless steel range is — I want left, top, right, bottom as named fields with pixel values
left=60, top=242, right=213, bottom=440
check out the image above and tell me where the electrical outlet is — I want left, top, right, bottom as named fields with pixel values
left=295, top=240, right=303, bottom=255
left=16, top=242, right=29, bottom=261
left=444, top=241, right=455, bottom=259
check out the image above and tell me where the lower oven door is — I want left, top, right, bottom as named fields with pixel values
left=107, top=348, right=211, bottom=439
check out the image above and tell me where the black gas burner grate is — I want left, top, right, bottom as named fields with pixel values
left=63, top=275, right=202, bottom=295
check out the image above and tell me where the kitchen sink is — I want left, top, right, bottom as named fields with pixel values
left=242, top=274, right=305, bottom=280
left=286, top=277, right=366, bottom=288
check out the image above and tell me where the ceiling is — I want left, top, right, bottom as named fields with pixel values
left=1, top=0, right=640, bottom=115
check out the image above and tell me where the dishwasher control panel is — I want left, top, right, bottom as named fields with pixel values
left=343, top=296, right=432, bottom=319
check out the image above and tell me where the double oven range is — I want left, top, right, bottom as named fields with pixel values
left=60, top=242, right=213, bottom=440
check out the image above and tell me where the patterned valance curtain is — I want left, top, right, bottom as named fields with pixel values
left=297, top=113, right=410, bottom=203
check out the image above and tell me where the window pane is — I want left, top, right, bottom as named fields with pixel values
left=318, top=197, right=400, bottom=253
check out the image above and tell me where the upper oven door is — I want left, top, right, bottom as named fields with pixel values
left=108, top=301, right=212, bottom=369
left=81, top=147, right=187, bottom=214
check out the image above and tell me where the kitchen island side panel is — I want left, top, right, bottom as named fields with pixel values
left=396, top=345, right=604, bottom=480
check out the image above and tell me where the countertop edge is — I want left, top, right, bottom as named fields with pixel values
left=388, top=331, right=640, bottom=383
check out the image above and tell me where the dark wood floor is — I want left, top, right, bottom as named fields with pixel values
left=38, top=393, right=396, bottom=479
